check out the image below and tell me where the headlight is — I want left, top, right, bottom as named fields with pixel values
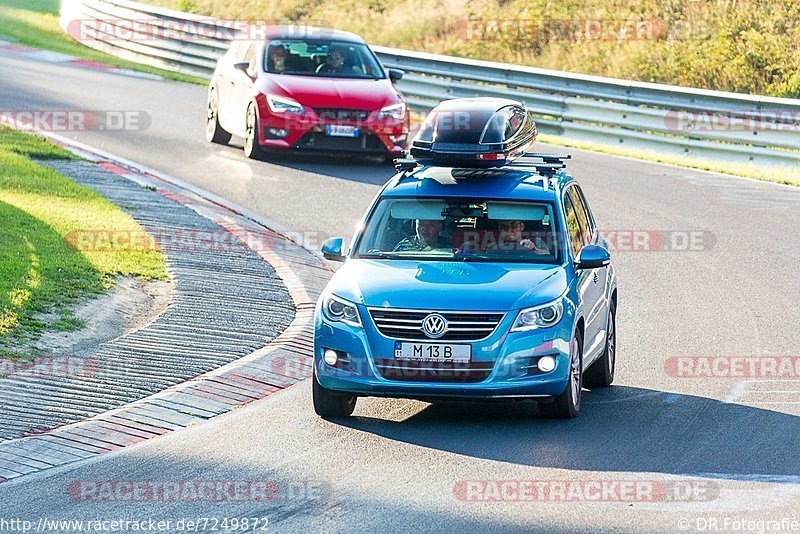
left=511, top=299, right=564, bottom=332
left=377, top=103, right=406, bottom=120
left=267, top=94, right=305, bottom=114
left=322, top=294, right=362, bottom=328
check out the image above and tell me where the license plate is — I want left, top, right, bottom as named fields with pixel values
left=326, top=125, right=359, bottom=137
left=394, top=341, right=471, bottom=362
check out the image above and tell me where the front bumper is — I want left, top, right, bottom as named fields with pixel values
left=314, top=302, right=574, bottom=400
left=255, top=98, right=408, bottom=155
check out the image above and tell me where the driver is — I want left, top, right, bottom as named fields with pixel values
left=393, top=219, right=449, bottom=252
left=316, top=46, right=347, bottom=74
left=494, top=220, right=549, bottom=253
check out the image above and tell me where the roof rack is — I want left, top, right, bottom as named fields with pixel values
left=506, top=153, right=571, bottom=176
left=520, top=152, right=572, bottom=164
left=393, top=152, right=571, bottom=175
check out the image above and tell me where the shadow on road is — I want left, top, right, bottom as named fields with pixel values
left=226, top=142, right=398, bottom=185
left=339, top=386, right=800, bottom=482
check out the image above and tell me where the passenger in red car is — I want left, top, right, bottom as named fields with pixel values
left=268, top=45, right=289, bottom=73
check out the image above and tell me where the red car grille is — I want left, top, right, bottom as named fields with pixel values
left=314, top=108, right=371, bottom=123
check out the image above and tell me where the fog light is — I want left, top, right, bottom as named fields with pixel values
left=537, top=356, right=556, bottom=373
left=266, top=127, right=288, bottom=138
left=323, top=349, right=339, bottom=366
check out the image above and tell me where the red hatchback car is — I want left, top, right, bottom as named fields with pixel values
left=206, top=27, right=409, bottom=160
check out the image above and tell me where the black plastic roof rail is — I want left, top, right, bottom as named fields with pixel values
left=520, top=152, right=572, bottom=164
left=394, top=158, right=420, bottom=172
left=393, top=152, right=572, bottom=176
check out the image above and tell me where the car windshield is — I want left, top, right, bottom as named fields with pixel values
left=355, top=198, right=561, bottom=263
left=264, top=39, right=385, bottom=79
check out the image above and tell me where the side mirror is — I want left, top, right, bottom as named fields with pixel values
left=388, top=68, right=404, bottom=83
left=233, top=61, right=250, bottom=73
left=576, top=244, right=610, bottom=270
left=321, top=237, right=346, bottom=262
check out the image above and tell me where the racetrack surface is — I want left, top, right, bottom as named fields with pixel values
left=1, top=51, right=799, bottom=532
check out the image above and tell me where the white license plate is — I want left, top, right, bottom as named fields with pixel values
left=326, top=125, right=359, bottom=137
left=394, top=341, right=471, bottom=362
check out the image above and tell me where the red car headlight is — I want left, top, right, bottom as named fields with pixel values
left=266, top=94, right=305, bottom=115
left=377, top=103, right=407, bottom=121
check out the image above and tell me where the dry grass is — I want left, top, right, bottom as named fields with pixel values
left=143, top=0, right=800, bottom=97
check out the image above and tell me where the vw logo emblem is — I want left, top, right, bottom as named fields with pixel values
left=422, top=313, right=448, bottom=338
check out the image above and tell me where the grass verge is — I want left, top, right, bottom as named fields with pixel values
left=0, top=127, right=168, bottom=357
left=0, top=0, right=206, bottom=85
left=537, top=134, right=800, bottom=188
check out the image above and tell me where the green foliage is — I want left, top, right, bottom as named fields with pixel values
left=176, top=0, right=198, bottom=12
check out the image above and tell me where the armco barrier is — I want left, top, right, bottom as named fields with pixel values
left=59, top=0, right=800, bottom=167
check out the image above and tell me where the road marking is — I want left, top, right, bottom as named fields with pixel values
left=723, top=379, right=800, bottom=412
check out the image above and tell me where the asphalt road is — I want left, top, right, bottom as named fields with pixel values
left=1, top=52, right=799, bottom=532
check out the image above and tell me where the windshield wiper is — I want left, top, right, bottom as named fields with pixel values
left=359, top=252, right=407, bottom=260
left=360, top=252, right=458, bottom=261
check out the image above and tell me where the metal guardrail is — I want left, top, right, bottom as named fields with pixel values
left=60, top=0, right=800, bottom=167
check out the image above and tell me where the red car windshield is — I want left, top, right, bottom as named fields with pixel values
left=264, top=39, right=385, bottom=79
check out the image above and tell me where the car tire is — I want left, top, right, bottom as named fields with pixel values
left=539, top=333, right=582, bottom=419
left=584, top=303, right=616, bottom=388
left=205, top=87, right=232, bottom=145
left=312, top=369, right=357, bottom=419
left=244, top=103, right=267, bottom=160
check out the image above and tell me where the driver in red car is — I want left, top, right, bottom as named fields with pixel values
left=316, top=46, right=349, bottom=74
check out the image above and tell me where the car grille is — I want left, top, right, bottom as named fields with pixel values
left=314, top=108, right=371, bottom=122
left=294, top=131, right=384, bottom=152
left=373, top=358, right=494, bottom=383
left=369, top=309, right=505, bottom=341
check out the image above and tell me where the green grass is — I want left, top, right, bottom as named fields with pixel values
left=0, top=128, right=168, bottom=354
left=0, top=127, right=76, bottom=160
left=537, top=133, right=800, bottom=187
left=0, top=0, right=206, bottom=85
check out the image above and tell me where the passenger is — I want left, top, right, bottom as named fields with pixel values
left=393, top=219, right=449, bottom=251
left=268, top=45, right=289, bottom=73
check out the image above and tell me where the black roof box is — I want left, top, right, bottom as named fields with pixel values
left=410, top=98, right=538, bottom=168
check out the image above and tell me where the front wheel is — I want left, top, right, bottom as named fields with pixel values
left=206, top=88, right=231, bottom=145
left=244, top=103, right=266, bottom=160
left=539, top=334, right=582, bottom=419
left=312, top=369, right=357, bottom=419
left=585, top=303, right=616, bottom=388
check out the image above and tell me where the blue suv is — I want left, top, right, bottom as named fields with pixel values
left=313, top=98, right=617, bottom=419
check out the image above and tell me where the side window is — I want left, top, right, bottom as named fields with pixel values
left=563, top=195, right=585, bottom=259
left=567, top=186, right=592, bottom=246
left=574, top=185, right=597, bottom=238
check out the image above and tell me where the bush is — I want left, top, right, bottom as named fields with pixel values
left=141, top=0, right=800, bottom=97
